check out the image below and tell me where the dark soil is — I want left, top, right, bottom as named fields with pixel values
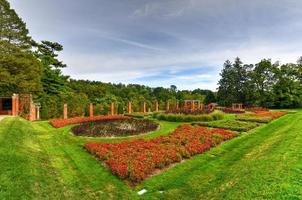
left=71, top=118, right=159, bottom=137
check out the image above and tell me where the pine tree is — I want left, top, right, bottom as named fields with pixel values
left=0, top=0, right=42, bottom=95
left=0, top=0, right=32, bottom=49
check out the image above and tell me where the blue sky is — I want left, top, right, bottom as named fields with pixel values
left=9, top=0, right=302, bottom=90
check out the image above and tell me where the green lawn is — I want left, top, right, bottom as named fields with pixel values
left=0, top=111, right=302, bottom=199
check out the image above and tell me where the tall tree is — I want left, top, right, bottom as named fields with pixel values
left=250, top=59, right=276, bottom=107
left=0, top=0, right=31, bottom=49
left=33, top=40, right=69, bottom=95
left=217, top=60, right=236, bottom=106
left=0, top=0, right=42, bottom=95
left=0, top=41, right=42, bottom=95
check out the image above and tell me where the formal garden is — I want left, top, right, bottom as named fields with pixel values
left=45, top=105, right=288, bottom=189
left=1, top=0, right=302, bottom=199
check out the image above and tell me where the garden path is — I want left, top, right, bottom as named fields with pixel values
left=0, top=116, right=7, bottom=122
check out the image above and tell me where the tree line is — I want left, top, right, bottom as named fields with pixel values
left=217, top=57, right=302, bottom=108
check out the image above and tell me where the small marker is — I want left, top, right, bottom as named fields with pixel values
left=137, top=189, right=147, bottom=195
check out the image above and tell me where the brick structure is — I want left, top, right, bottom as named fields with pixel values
left=63, top=104, right=68, bottom=119
left=89, top=103, right=94, bottom=117
left=0, top=94, right=38, bottom=121
left=111, top=102, right=115, bottom=115
left=128, top=102, right=132, bottom=114
left=143, top=102, right=146, bottom=113
left=191, top=100, right=195, bottom=111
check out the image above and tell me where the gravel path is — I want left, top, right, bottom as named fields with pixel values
left=0, top=116, right=8, bottom=122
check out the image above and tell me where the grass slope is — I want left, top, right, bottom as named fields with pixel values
left=0, top=111, right=301, bottom=199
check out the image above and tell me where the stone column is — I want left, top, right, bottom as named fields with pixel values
left=89, top=103, right=94, bottom=117
left=128, top=102, right=132, bottom=114
left=143, top=102, right=146, bottom=113
left=63, top=104, right=68, bottom=119
left=176, top=101, right=179, bottom=110
left=197, top=101, right=201, bottom=110
left=111, top=102, right=115, bottom=115
left=148, top=107, right=151, bottom=112
left=36, top=106, right=40, bottom=120
left=166, top=101, right=170, bottom=111
left=155, top=101, right=159, bottom=112
left=12, top=95, right=17, bottom=116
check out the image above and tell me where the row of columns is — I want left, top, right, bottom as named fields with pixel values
left=62, top=100, right=203, bottom=119
left=63, top=101, right=161, bottom=119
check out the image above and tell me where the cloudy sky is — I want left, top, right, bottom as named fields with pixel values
left=9, top=0, right=302, bottom=90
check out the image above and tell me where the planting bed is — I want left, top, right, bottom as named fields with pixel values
left=192, top=119, right=259, bottom=132
left=85, top=124, right=237, bottom=184
left=71, top=118, right=159, bottom=137
left=50, top=115, right=130, bottom=128
left=236, top=111, right=287, bottom=123
left=154, top=112, right=224, bottom=122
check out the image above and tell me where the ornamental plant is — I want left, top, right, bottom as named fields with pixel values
left=50, top=115, right=130, bottom=128
left=236, top=111, right=287, bottom=123
left=155, top=112, right=224, bottom=122
left=85, top=125, right=237, bottom=184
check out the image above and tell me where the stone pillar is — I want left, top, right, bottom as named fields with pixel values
left=29, top=102, right=36, bottom=121
left=36, top=106, right=40, bottom=120
left=197, top=101, right=201, bottom=110
left=155, top=101, right=159, bottom=112
left=111, top=102, right=115, bottom=115
left=63, top=104, right=68, bottom=119
left=166, top=101, right=170, bottom=111
left=12, top=95, right=16, bottom=116
left=128, top=102, right=132, bottom=114
left=200, top=103, right=203, bottom=111
left=143, top=102, right=146, bottom=113
left=176, top=101, right=179, bottom=110
left=89, top=103, right=94, bottom=117
left=148, top=107, right=151, bottom=112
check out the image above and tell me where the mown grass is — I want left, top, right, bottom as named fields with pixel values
left=0, top=110, right=301, bottom=199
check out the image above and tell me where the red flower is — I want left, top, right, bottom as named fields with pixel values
left=50, top=115, right=130, bottom=128
left=85, top=125, right=238, bottom=184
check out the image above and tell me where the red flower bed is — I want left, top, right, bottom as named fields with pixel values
left=244, top=106, right=268, bottom=112
left=236, top=111, right=287, bottom=123
left=85, top=125, right=237, bottom=184
left=50, top=115, right=130, bottom=128
left=251, top=111, right=286, bottom=119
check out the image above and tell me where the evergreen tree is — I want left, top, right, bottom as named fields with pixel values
left=0, top=0, right=32, bottom=49
left=217, top=60, right=236, bottom=106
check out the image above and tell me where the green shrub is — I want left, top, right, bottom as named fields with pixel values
left=155, top=112, right=224, bottom=122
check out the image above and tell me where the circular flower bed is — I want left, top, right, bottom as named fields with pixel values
left=71, top=118, right=159, bottom=137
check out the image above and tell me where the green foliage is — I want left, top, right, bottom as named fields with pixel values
left=0, top=0, right=32, bottom=49
left=155, top=112, right=224, bottom=122
left=217, top=58, right=302, bottom=108
left=0, top=41, right=42, bottom=95
left=193, top=120, right=259, bottom=132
